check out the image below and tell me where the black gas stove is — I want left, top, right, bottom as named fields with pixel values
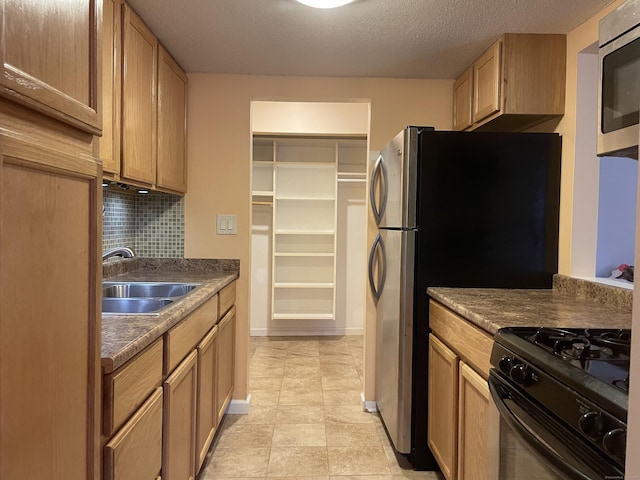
left=489, top=327, right=630, bottom=479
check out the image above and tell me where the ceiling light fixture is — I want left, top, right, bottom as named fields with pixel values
left=296, top=0, right=355, bottom=8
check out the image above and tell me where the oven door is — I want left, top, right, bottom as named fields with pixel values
left=488, top=371, right=625, bottom=480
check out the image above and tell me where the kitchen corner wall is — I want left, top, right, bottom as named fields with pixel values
left=103, top=189, right=184, bottom=257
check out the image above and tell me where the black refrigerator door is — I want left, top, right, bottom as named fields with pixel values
left=415, top=130, right=562, bottom=290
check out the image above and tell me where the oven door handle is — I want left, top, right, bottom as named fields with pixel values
left=488, top=374, right=621, bottom=480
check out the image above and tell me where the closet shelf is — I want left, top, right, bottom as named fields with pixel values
left=272, top=313, right=335, bottom=320
left=274, top=282, right=334, bottom=289
left=274, top=252, right=334, bottom=257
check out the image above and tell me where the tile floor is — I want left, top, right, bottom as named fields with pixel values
left=199, top=335, right=444, bottom=479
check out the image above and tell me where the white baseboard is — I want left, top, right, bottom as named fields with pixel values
left=225, top=394, right=251, bottom=414
left=361, top=392, right=378, bottom=413
left=250, top=326, right=364, bottom=336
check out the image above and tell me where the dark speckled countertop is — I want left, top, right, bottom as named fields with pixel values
left=101, top=258, right=239, bottom=373
left=427, top=275, right=632, bottom=336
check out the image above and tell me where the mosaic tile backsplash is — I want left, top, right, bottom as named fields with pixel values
left=103, top=189, right=184, bottom=259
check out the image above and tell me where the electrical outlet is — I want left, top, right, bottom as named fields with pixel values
left=216, top=214, right=237, bottom=235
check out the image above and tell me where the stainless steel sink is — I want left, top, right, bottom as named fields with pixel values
left=102, top=298, right=174, bottom=315
left=101, top=281, right=201, bottom=315
left=102, top=282, right=200, bottom=299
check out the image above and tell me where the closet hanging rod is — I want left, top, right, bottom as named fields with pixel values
left=252, top=201, right=273, bottom=206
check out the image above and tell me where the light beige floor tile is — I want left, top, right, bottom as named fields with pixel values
left=268, top=447, right=329, bottom=477
left=285, top=356, right=321, bottom=368
left=318, top=343, right=352, bottom=355
left=251, top=389, right=281, bottom=406
left=284, top=364, right=322, bottom=377
left=272, top=423, right=326, bottom=446
left=321, top=375, right=362, bottom=390
left=330, top=476, right=393, bottom=480
left=275, top=405, right=325, bottom=424
left=319, top=363, right=359, bottom=377
left=324, top=404, right=374, bottom=424
left=391, top=472, right=445, bottom=479
left=345, top=335, right=364, bottom=346
left=319, top=354, right=355, bottom=365
left=282, top=375, right=323, bottom=390
left=253, top=345, right=289, bottom=357
left=215, top=424, right=274, bottom=448
left=328, top=445, right=391, bottom=475
left=322, top=389, right=362, bottom=406
left=279, top=387, right=324, bottom=406
left=224, top=406, right=277, bottom=425
left=251, top=357, right=286, bottom=370
left=250, top=376, right=284, bottom=390
left=326, top=423, right=382, bottom=447
left=250, top=364, right=285, bottom=377
left=207, top=447, right=270, bottom=477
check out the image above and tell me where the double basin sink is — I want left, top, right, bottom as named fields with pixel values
left=102, top=282, right=201, bottom=315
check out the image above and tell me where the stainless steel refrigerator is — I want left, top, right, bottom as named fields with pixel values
left=368, top=126, right=561, bottom=469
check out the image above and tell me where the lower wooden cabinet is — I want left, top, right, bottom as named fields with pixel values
left=458, top=363, right=490, bottom=480
left=428, top=334, right=459, bottom=480
left=216, top=305, right=236, bottom=420
left=428, top=300, right=493, bottom=480
left=196, top=325, right=219, bottom=472
left=104, top=387, right=163, bottom=480
left=163, top=350, right=198, bottom=480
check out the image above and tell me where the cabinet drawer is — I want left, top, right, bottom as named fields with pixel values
left=429, top=300, right=493, bottom=378
left=104, top=339, right=163, bottom=436
left=164, top=295, right=218, bottom=375
left=218, top=281, right=235, bottom=319
left=104, top=387, right=163, bottom=480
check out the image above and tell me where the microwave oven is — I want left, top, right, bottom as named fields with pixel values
left=598, top=0, right=640, bottom=159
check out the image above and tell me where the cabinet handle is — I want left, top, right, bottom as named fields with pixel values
left=370, top=154, right=388, bottom=225
left=368, top=233, right=386, bottom=301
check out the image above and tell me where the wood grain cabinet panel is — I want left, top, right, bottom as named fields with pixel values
left=165, top=295, right=218, bottom=375
left=428, top=334, right=459, bottom=480
left=196, top=326, right=219, bottom=473
left=217, top=306, right=236, bottom=420
left=104, top=387, right=163, bottom=480
left=453, top=67, right=473, bottom=131
left=218, top=280, right=236, bottom=319
left=157, top=45, right=188, bottom=193
left=121, top=2, right=157, bottom=185
left=99, top=0, right=122, bottom=175
left=457, top=362, right=491, bottom=480
left=0, top=0, right=101, bottom=134
left=0, top=133, right=101, bottom=480
left=103, top=338, right=163, bottom=436
left=473, top=41, right=502, bottom=124
left=163, top=350, right=198, bottom=480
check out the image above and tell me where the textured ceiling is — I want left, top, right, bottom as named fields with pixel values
left=125, top=0, right=615, bottom=79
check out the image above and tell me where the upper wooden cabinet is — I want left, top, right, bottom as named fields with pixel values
left=102, top=2, right=188, bottom=193
left=157, top=46, right=188, bottom=193
left=121, top=2, right=158, bottom=185
left=453, top=33, right=566, bottom=132
left=99, top=0, right=122, bottom=175
left=0, top=0, right=101, bottom=134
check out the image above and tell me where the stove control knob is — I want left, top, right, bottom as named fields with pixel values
left=498, top=355, right=514, bottom=374
left=602, top=428, right=626, bottom=460
left=578, top=412, right=607, bottom=439
left=509, top=363, right=534, bottom=386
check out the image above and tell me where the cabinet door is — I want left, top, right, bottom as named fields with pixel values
left=196, top=326, right=219, bottom=473
left=99, top=0, right=122, bottom=175
left=457, top=362, right=490, bottom=480
left=428, top=334, right=459, bottom=480
left=157, top=45, right=187, bottom=193
left=473, top=41, right=502, bottom=123
left=0, top=0, right=100, bottom=134
left=0, top=133, right=101, bottom=480
left=104, top=388, right=163, bottom=480
left=121, top=2, right=157, bottom=185
left=453, top=67, right=473, bottom=131
left=163, top=350, right=198, bottom=480
left=216, top=306, right=236, bottom=420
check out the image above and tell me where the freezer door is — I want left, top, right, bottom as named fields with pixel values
left=375, top=228, right=416, bottom=454
left=372, top=128, right=419, bottom=228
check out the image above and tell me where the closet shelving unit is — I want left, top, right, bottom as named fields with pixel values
left=252, top=135, right=366, bottom=324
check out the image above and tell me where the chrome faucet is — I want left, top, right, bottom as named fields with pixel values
left=102, top=247, right=135, bottom=261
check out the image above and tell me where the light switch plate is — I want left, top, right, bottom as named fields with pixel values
left=216, top=214, right=237, bottom=235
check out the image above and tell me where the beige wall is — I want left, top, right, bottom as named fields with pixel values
left=186, top=74, right=453, bottom=401
left=553, top=0, right=625, bottom=274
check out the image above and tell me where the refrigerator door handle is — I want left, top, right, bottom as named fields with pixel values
left=369, top=154, right=388, bottom=225
left=368, top=232, right=386, bottom=301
